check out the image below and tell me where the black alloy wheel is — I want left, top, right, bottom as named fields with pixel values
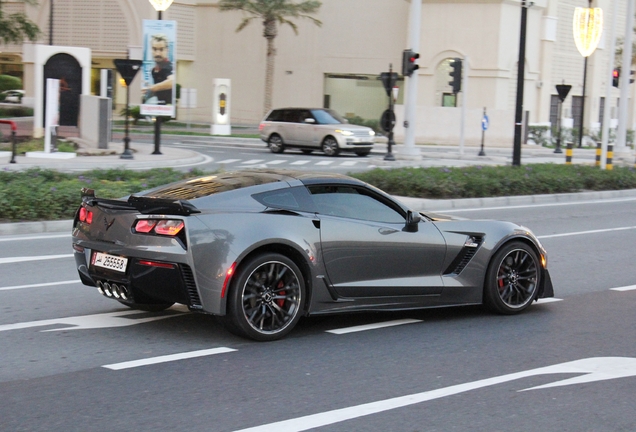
left=225, top=253, right=305, bottom=341
left=484, top=241, right=540, bottom=314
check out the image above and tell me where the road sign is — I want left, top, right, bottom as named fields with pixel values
left=556, top=84, right=572, bottom=102
left=113, top=59, right=142, bottom=86
left=380, top=109, right=396, bottom=132
left=481, top=114, right=489, bottom=131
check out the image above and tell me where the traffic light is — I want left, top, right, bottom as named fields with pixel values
left=402, top=49, right=420, bottom=77
left=612, top=68, right=620, bottom=87
left=449, top=58, right=462, bottom=94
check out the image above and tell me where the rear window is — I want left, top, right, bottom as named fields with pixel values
left=144, top=174, right=282, bottom=200
left=266, top=110, right=285, bottom=121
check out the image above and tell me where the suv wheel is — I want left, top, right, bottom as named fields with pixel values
left=321, top=136, right=340, bottom=156
left=268, top=135, right=285, bottom=154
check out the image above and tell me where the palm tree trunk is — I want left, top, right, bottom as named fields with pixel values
left=263, top=19, right=277, bottom=115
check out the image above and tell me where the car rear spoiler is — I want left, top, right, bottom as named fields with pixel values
left=81, top=188, right=200, bottom=216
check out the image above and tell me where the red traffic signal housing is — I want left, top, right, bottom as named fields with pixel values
left=613, top=68, right=620, bottom=88
left=402, top=49, right=419, bottom=77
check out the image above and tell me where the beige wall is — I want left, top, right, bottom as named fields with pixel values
left=3, top=0, right=634, bottom=145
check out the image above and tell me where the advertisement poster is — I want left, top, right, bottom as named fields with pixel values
left=140, top=19, right=177, bottom=117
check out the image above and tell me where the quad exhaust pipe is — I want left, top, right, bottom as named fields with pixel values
left=96, top=280, right=130, bottom=300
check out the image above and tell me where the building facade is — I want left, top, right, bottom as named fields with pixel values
left=1, top=0, right=632, bottom=146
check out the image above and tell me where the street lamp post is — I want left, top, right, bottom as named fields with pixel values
left=148, top=0, right=174, bottom=155
left=512, top=0, right=529, bottom=167
left=573, top=2, right=603, bottom=148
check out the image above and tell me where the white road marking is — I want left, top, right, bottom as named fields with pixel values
left=102, top=347, right=237, bottom=370
left=232, top=357, right=636, bottom=432
left=438, top=197, right=636, bottom=213
left=0, top=280, right=81, bottom=291
left=0, top=234, right=70, bottom=242
left=340, top=161, right=358, bottom=166
left=610, top=285, right=636, bottom=291
left=266, top=160, right=286, bottom=165
left=290, top=160, right=310, bottom=165
left=537, top=226, right=636, bottom=239
left=0, top=305, right=189, bottom=332
left=242, top=159, right=265, bottom=164
left=216, top=159, right=241, bottom=164
left=0, top=254, right=73, bottom=265
left=535, top=298, right=563, bottom=304
left=316, top=161, right=334, bottom=166
left=326, top=319, right=422, bottom=335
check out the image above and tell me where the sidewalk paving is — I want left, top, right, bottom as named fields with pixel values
left=0, top=132, right=624, bottom=172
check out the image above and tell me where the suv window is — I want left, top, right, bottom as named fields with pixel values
left=266, top=109, right=284, bottom=122
left=311, top=109, right=346, bottom=125
left=282, top=109, right=300, bottom=123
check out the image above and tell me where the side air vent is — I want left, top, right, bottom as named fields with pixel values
left=180, top=264, right=203, bottom=309
left=443, top=236, right=484, bottom=276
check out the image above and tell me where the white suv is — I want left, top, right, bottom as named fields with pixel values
left=259, top=108, right=375, bottom=156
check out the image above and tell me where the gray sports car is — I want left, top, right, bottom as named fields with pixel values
left=72, top=169, right=554, bottom=341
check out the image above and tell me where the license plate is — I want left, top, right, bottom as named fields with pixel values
left=92, top=251, right=128, bottom=273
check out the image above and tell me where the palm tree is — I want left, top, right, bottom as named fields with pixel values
left=0, top=0, right=40, bottom=45
left=219, top=0, right=321, bottom=115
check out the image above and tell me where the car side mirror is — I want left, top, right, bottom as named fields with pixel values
left=304, top=118, right=316, bottom=124
left=404, top=210, right=421, bottom=232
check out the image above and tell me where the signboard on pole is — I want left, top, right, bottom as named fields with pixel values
left=556, top=84, right=572, bottom=102
left=44, top=78, right=59, bottom=153
left=140, top=19, right=177, bottom=117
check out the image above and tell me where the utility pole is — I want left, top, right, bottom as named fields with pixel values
left=512, top=0, right=529, bottom=167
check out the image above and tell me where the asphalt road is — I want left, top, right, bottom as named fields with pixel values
left=1, top=197, right=635, bottom=431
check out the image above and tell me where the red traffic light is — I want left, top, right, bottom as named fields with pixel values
left=613, top=69, right=619, bottom=78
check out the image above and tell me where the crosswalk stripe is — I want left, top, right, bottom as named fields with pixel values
left=242, top=159, right=265, bottom=164
left=316, top=161, right=334, bottom=166
left=216, top=159, right=240, bottom=164
left=290, top=160, right=311, bottom=165
left=266, top=160, right=287, bottom=165
left=340, top=161, right=358, bottom=166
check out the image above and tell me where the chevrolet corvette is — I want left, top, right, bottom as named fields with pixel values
left=72, top=169, right=554, bottom=341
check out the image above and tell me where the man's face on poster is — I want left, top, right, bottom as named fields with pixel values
left=152, top=39, right=168, bottom=63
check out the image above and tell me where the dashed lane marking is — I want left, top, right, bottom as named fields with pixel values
left=102, top=347, right=237, bottom=370
left=326, top=318, right=422, bottom=335
left=0, top=254, right=73, bottom=265
left=0, top=280, right=82, bottom=291
left=611, top=285, right=636, bottom=291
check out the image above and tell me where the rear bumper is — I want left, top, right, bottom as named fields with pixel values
left=74, top=248, right=203, bottom=310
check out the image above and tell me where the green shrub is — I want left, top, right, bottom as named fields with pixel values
left=0, top=75, right=22, bottom=93
left=0, top=106, right=34, bottom=117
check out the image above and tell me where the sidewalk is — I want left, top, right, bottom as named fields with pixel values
left=0, top=133, right=621, bottom=172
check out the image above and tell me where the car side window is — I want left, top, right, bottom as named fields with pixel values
left=253, top=186, right=316, bottom=212
left=298, top=110, right=313, bottom=123
left=282, top=109, right=300, bottom=123
left=266, top=110, right=284, bottom=122
left=308, top=185, right=405, bottom=223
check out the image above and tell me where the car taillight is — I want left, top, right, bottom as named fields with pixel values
left=258, top=123, right=265, bottom=131
left=154, top=220, right=185, bottom=236
left=79, top=206, right=93, bottom=224
left=133, top=219, right=184, bottom=236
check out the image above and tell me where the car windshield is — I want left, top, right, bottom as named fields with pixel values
left=310, top=109, right=346, bottom=125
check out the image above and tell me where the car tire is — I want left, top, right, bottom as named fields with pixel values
left=118, top=300, right=174, bottom=312
left=483, top=241, right=540, bottom=315
left=224, top=253, right=305, bottom=341
left=268, top=135, right=285, bottom=154
left=321, top=136, right=340, bottom=156
left=355, top=149, right=370, bottom=157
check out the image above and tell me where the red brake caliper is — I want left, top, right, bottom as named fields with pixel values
left=276, top=280, right=285, bottom=307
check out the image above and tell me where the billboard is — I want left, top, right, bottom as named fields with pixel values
left=140, top=19, right=177, bottom=117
